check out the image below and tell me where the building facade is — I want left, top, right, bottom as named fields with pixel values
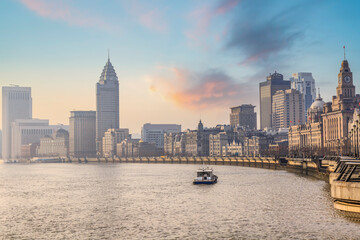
left=272, top=89, right=305, bottom=130
left=2, top=86, right=32, bottom=160
left=348, top=109, right=360, bottom=157
left=69, top=111, right=96, bottom=158
left=10, top=119, right=54, bottom=160
left=164, top=132, right=186, bottom=156
left=209, top=132, right=229, bottom=157
left=117, top=139, right=157, bottom=157
left=96, top=57, right=119, bottom=155
left=288, top=92, right=325, bottom=156
left=322, top=59, right=360, bottom=154
left=102, top=128, right=130, bottom=158
left=290, top=72, right=316, bottom=120
left=37, top=128, right=69, bottom=157
left=141, top=123, right=181, bottom=151
left=242, top=135, right=273, bottom=157
left=230, top=104, right=257, bottom=129
left=259, top=72, right=290, bottom=129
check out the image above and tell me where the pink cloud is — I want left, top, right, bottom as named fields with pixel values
left=149, top=67, right=256, bottom=110
left=126, top=1, right=167, bottom=33
left=19, top=0, right=110, bottom=30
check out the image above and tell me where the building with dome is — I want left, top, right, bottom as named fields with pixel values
left=96, top=56, right=119, bottom=156
left=288, top=90, right=325, bottom=155
left=37, top=128, right=69, bottom=157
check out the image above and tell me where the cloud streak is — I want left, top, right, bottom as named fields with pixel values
left=149, top=67, right=257, bottom=110
left=124, top=0, right=167, bottom=33
left=186, top=0, right=240, bottom=45
left=19, top=0, right=110, bottom=30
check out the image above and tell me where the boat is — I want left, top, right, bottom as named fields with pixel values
left=193, top=166, right=218, bottom=184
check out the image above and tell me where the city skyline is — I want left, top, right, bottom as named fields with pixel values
left=1, top=0, right=360, bottom=134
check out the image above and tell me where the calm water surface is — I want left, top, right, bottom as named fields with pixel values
left=0, top=163, right=359, bottom=239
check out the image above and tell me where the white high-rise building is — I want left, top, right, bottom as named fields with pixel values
left=290, top=72, right=316, bottom=121
left=272, top=89, right=305, bottom=130
left=2, top=86, right=32, bottom=160
left=96, top=57, right=119, bottom=156
left=141, top=123, right=181, bottom=150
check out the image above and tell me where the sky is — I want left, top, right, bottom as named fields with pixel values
left=1, top=0, right=360, bottom=135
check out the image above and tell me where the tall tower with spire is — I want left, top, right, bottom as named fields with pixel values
left=96, top=54, right=119, bottom=155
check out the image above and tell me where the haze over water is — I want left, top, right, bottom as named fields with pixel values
left=0, top=163, right=359, bottom=239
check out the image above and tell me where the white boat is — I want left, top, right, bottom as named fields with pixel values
left=193, top=166, right=218, bottom=184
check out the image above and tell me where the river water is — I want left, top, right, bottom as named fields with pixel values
left=0, top=163, right=359, bottom=239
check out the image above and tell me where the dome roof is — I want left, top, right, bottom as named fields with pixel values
left=56, top=128, right=69, bottom=138
left=309, top=93, right=325, bottom=111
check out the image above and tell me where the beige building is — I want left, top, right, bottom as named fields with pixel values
left=230, top=104, right=257, bottom=129
left=69, top=111, right=96, bottom=158
left=223, top=140, right=243, bottom=156
left=272, top=89, right=305, bottom=130
left=348, top=109, right=360, bottom=157
left=322, top=59, right=360, bottom=154
left=37, top=129, right=69, bottom=157
left=288, top=92, right=325, bottom=155
left=102, top=128, right=130, bottom=158
left=243, top=135, right=272, bottom=156
left=117, top=139, right=157, bottom=157
left=164, top=132, right=186, bottom=156
left=209, top=132, right=229, bottom=156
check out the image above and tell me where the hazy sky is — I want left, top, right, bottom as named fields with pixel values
left=1, top=0, right=360, bottom=134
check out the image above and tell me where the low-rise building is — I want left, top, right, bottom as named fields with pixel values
left=141, top=123, right=181, bottom=153
left=243, top=135, right=273, bottom=156
left=102, top=128, right=130, bottom=158
left=209, top=132, right=229, bottom=156
left=10, top=119, right=57, bottom=160
left=37, top=128, right=69, bottom=157
left=117, top=139, right=157, bottom=157
left=223, top=140, right=243, bottom=156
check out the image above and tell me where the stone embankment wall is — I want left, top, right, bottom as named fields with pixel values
left=68, top=156, right=282, bottom=170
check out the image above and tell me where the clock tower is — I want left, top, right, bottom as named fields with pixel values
left=336, top=59, right=355, bottom=98
left=322, top=53, right=360, bottom=155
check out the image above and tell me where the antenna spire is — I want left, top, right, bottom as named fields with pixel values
left=343, top=45, right=346, bottom=60
left=108, top=48, right=110, bottom=61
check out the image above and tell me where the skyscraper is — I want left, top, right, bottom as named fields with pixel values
left=2, top=86, right=32, bottom=160
left=230, top=104, right=257, bottom=129
left=272, top=89, right=305, bottom=130
left=96, top=56, right=119, bottom=155
left=290, top=72, right=316, bottom=120
left=69, top=111, right=96, bottom=158
left=259, top=72, right=290, bottom=129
